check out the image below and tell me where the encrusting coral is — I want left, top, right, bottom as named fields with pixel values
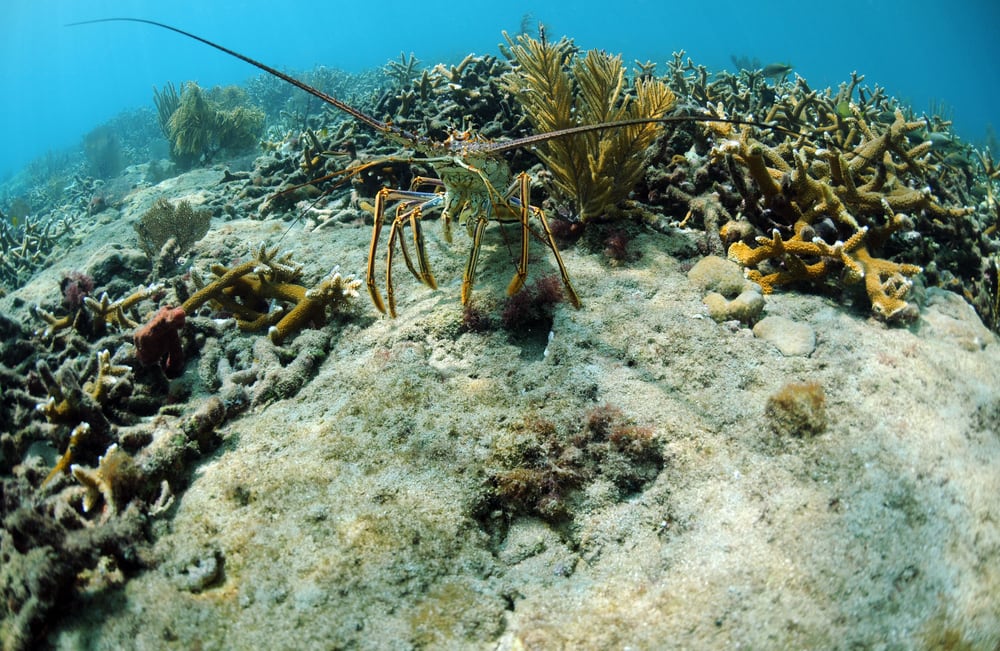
left=502, top=32, right=676, bottom=222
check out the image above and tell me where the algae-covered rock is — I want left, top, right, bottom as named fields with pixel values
left=689, top=256, right=765, bottom=324
left=687, top=255, right=751, bottom=297
left=753, top=315, right=816, bottom=356
left=703, top=289, right=765, bottom=324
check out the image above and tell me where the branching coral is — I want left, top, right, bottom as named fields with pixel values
left=502, top=32, right=676, bottom=221
left=37, top=349, right=132, bottom=486
left=0, top=213, right=73, bottom=291
left=383, top=52, right=422, bottom=86
left=181, top=244, right=361, bottom=345
left=71, top=443, right=140, bottom=520
left=714, top=107, right=970, bottom=322
left=728, top=223, right=923, bottom=321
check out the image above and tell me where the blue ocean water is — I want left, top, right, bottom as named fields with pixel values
left=1, top=0, right=997, bottom=180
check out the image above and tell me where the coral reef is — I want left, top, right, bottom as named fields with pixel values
left=0, top=213, right=74, bottom=292
left=3, top=28, right=1000, bottom=650
left=1, top=224, right=358, bottom=650
left=637, top=54, right=991, bottom=326
left=714, top=108, right=968, bottom=322
left=502, top=32, right=676, bottom=222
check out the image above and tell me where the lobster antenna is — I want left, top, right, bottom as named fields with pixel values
left=479, top=115, right=807, bottom=155
left=70, top=19, right=821, bottom=160
left=67, top=17, right=415, bottom=140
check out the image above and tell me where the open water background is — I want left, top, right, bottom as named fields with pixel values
left=1, top=0, right=997, bottom=180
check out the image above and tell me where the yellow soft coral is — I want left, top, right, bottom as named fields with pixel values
left=502, top=32, right=675, bottom=221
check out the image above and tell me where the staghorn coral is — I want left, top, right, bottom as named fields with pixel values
left=37, top=349, right=133, bottom=487
left=383, top=52, right=422, bottom=86
left=0, top=213, right=74, bottom=292
left=709, top=106, right=970, bottom=322
left=728, top=224, right=923, bottom=321
left=181, top=244, right=361, bottom=344
left=502, top=32, right=676, bottom=222
left=638, top=53, right=995, bottom=328
left=70, top=443, right=140, bottom=521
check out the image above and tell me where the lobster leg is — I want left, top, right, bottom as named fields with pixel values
left=462, top=216, right=491, bottom=305
left=384, top=214, right=402, bottom=318
left=502, top=172, right=582, bottom=308
left=409, top=176, right=450, bottom=243
left=504, top=172, right=532, bottom=298
left=367, top=188, right=392, bottom=314
left=408, top=204, right=437, bottom=290
left=531, top=200, right=582, bottom=308
left=367, top=188, right=443, bottom=317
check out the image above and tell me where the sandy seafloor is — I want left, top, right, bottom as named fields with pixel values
left=6, top=165, right=1000, bottom=650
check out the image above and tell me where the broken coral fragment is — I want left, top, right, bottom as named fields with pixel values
left=71, top=443, right=138, bottom=519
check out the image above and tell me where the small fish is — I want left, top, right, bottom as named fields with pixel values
left=926, top=131, right=956, bottom=149
left=761, top=62, right=793, bottom=79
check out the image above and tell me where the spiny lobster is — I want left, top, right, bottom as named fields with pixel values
left=72, top=18, right=802, bottom=317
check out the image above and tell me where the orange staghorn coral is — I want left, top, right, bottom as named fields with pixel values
left=715, top=105, right=970, bottom=322
left=729, top=226, right=922, bottom=321
left=181, top=244, right=361, bottom=344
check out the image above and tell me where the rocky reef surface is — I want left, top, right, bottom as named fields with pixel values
left=0, top=164, right=994, bottom=649
left=1, top=41, right=998, bottom=651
